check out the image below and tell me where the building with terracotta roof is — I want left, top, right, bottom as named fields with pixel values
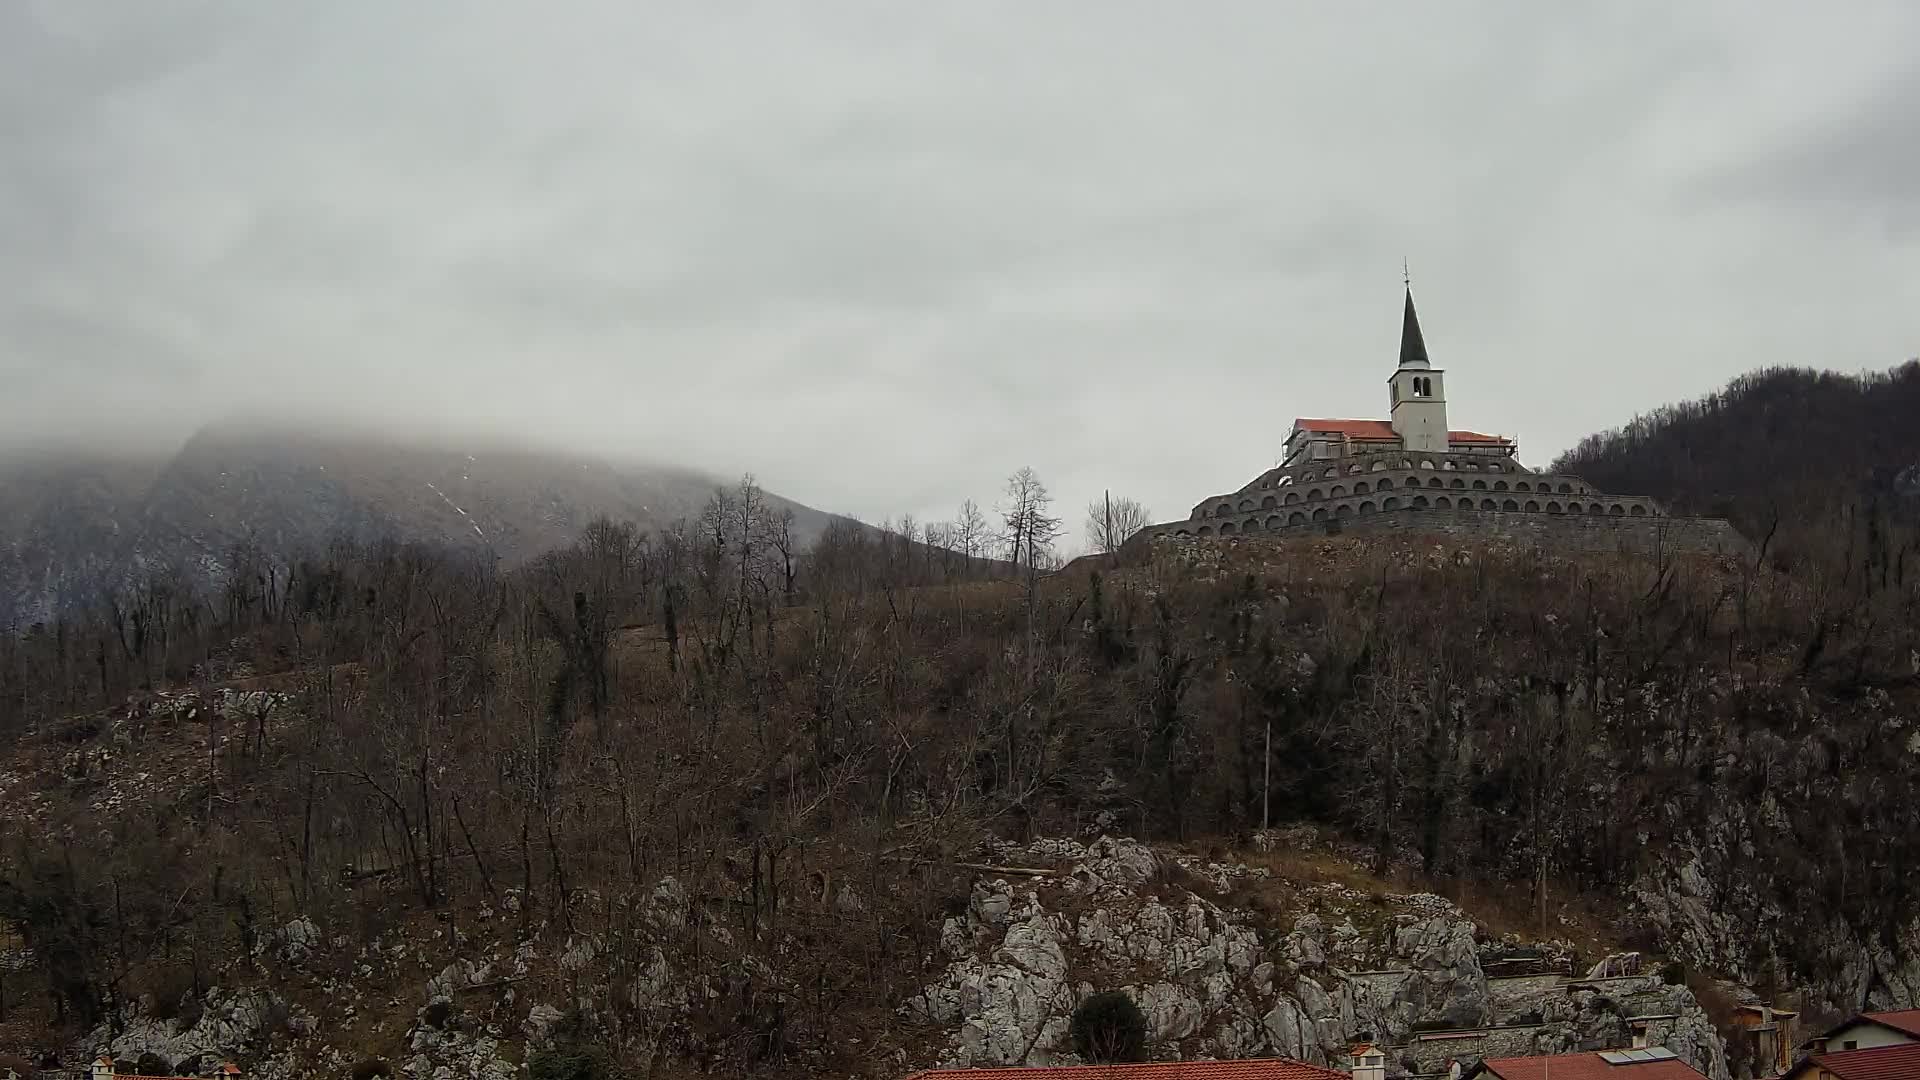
left=902, top=1057, right=1354, bottom=1080
left=1783, top=1041, right=1920, bottom=1080
left=1133, top=287, right=1744, bottom=555
left=88, top=1057, right=242, bottom=1080
left=1811, top=1012, right=1920, bottom=1054
left=1463, top=1047, right=1709, bottom=1080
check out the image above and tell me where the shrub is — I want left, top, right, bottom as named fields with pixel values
left=133, top=1052, right=174, bottom=1076
left=1071, top=991, right=1148, bottom=1064
left=351, top=1058, right=393, bottom=1080
left=528, top=1045, right=610, bottom=1080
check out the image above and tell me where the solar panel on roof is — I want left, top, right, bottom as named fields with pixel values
left=1644, top=1050, right=1677, bottom=1062
left=1600, top=1053, right=1631, bottom=1065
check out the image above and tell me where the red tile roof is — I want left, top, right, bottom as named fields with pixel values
left=1289, top=419, right=1512, bottom=445
left=1868, top=1012, right=1920, bottom=1039
left=1805, top=1042, right=1920, bottom=1080
left=1293, top=418, right=1399, bottom=440
left=905, top=1059, right=1351, bottom=1080
left=1478, top=1052, right=1707, bottom=1080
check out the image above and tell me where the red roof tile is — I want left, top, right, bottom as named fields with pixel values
left=1479, top=1052, right=1708, bottom=1080
left=905, top=1058, right=1351, bottom=1080
left=1293, top=419, right=1399, bottom=440
left=1289, top=419, right=1511, bottom=445
left=1809, top=1042, right=1920, bottom=1080
left=1868, top=1012, right=1920, bottom=1039
left=1446, top=430, right=1513, bottom=445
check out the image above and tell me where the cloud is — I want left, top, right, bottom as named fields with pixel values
left=3, top=1, right=1917, bottom=544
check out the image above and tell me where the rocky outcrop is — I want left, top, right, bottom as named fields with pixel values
left=908, top=837, right=1729, bottom=1079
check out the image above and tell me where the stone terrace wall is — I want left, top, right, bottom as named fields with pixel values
left=1288, top=508, right=1748, bottom=556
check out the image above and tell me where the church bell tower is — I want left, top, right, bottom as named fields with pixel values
left=1388, top=286, right=1448, bottom=453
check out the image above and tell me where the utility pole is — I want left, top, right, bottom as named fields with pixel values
left=1262, top=719, right=1271, bottom=832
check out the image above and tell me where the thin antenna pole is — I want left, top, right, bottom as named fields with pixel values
left=1403, top=258, right=1411, bottom=288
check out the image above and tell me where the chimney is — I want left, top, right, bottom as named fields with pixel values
left=92, top=1058, right=116, bottom=1080
left=1352, top=1042, right=1387, bottom=1080
left=1631, top=1024, right=1651, bottom=1050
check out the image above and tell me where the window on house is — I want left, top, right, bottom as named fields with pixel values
left=1844, top=1042, right=1858, bottom=1051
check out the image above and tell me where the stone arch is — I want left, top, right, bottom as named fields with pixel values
left=1418, top=459, right=1436, bottom=470
left=1451, top=478, right=1466, bottom=489
left=1220, top=521, right=1237, bottom=535
left=1546, top=501, right=1562, bottom=513
left=1174, top=529, right=1191, bottom=537
left=1384, top=497, right=1402, bottom=510
left=1370, top=459, right=1388, bottom=472
left=1217, top=502, right=1232, bottom=516
left=1557, top=483, right=1572, bottom=494
left=1262, top=495, right=1278, bottom=508
left=1289, top=511, right=1308, bottom=525
left=1428, top=477, right=1445, bottom=488
left=1435, top=496, right=1451, bottom=509
left=1348, top=464, right=1364, bottom=475
left=1443, top=460, right=1457, bottom=470
left=1330, top=485, right=1347, bottom=497
left=1308, top=489, right=1324, bottom=501
left=1609, top=504, right=1625, bottom=516
left=1197, top=525, right=1213, bottom=536
left=1311, top=508, right=1328, bottom=522
left=1335, top=503, right=1354, bottom=518
left=1472, top=479, right=1488, bottom=490
left=1412, top=495, right=1430, bottom=508
left=1400, top=458, right=1414, bottom=469
left=1239, top=498, right=1256, bottom=511
left=1277, top=475, right=1293, bottom=486
left=1629, top=504, right=1646, bottom=516
left=1525, top=500, right=1540, bottom=512
left=1503, top=499, right=1519, bottom=511
left=1487, top=463, right=1505, bottom=473
left=1481, top=498, right=1498, bottom=511
left=1516, top=481, right=1531, bottom=492
left=1359, top=501, right=1376, bottom=515
left=1355, top=481, right=1371, bottom=494
left=1377, top=477, right=1394, bottom=490
left=1323, top=469, right=1338, bottom=480
left=1494, top=480, right=1509, bottom=491
left=1284, top=492, right=1300, bottom=505
left=1589, top=503, right=1604, bottom=515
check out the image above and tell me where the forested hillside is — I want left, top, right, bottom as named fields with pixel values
left=1553, top=362, right=1920, bottom=557
left=1, top=453, right=1917, bottom=1077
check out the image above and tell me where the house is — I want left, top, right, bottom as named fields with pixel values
left=904, top=1051, right=1361, bottom=1080
left=90, top=1058, right=242, bottom=1080
left=1810, top=1012, right=1920, bottom=1054
left=1781, top=1041, right=1920, bottom=1080
left=1463, top=1047, right=1710, bottom=1080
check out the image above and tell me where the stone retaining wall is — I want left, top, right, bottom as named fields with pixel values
left=1147, top=507, right=1748, bottom=558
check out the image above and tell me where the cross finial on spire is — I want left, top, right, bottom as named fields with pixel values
left=1403, top=258, right=1410, bottom=289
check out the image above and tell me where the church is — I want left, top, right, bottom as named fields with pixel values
left=1137, top=287, right=1701, bottom=545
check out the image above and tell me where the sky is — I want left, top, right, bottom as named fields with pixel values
left=4, top=2, right=1918, bottom=544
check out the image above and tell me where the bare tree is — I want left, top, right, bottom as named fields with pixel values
left=953, top=499, right=988, bottom=575
left=1084, top=492, right=1153, bottom=554
left=1000, top=467, right=1062, bottom=582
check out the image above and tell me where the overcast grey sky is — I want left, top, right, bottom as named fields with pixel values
left=4, top=2, right=1917, bottom=540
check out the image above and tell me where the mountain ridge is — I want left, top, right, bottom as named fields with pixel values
left=0, top=425, right=851, bottom=627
